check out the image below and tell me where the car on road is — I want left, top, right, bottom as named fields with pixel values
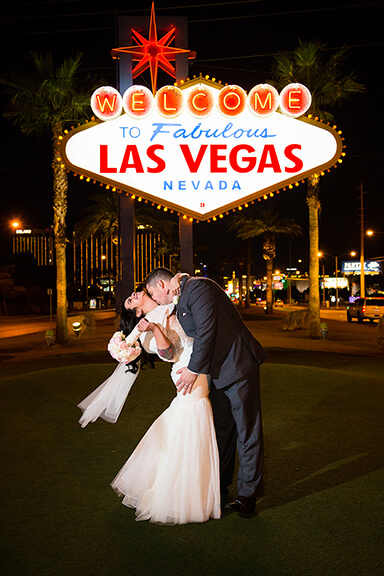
left=346, top=297, right=384, bottom=323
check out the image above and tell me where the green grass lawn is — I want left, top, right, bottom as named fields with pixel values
left=1, top=355, right=383, bottom=576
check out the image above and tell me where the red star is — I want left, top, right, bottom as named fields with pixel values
left=111, top=2, right=195, bottom=94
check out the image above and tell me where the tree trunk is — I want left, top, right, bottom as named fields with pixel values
left=52, top=123, right=68, bottom=343
left=307, top=175, right=321, bottom=339
left=265, top=258, right=273, bottom=314
left=264, top=232, right=275, bottom=315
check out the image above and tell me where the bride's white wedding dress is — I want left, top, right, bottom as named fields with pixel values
left=78, top=304, right=220, bottom=525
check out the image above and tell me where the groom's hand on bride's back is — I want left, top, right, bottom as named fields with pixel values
left=175, top=367, right=197, bottom=395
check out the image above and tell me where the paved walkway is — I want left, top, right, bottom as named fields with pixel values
left=242, top=304, right=384, bottom=358
left=0, top=305, right=382, bottom=372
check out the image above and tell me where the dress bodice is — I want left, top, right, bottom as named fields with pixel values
left=139, top=304, right=192, bottom=366
left=138, top=305, right=207, bottom=398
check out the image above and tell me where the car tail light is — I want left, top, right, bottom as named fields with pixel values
left=362, top=305, right=366, bottom=313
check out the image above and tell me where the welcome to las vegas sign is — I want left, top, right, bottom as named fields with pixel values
left=61, top=77, right=343, bottom=221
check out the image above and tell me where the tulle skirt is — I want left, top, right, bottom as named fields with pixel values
left=78, top=363, right=139, bottom=428
left=111, top=375, right=221, bottom=525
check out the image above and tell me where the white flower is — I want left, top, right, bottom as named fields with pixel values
left=107, top=331, right=141, bottom=364
left=173, top=295, right=180, bottom=306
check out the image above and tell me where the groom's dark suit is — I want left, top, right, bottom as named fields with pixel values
left=176, top=275, right=267, bottom=499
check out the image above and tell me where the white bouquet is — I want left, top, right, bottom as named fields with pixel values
left=108, top=331, right=141, bottom=364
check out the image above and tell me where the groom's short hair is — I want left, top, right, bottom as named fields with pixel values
left=146, top=267, right=174, bottom=287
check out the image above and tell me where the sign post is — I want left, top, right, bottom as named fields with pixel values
left=113, top=6, right=193, bottom=301
left=116, top=16, right=135, bottom=307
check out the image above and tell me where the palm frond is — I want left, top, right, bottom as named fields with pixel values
left=272, top=41, right=365, bottom=119
left=228, top=204, right=302, bottom=241
left=74, top=191, right=178, bottom=251
left=0, top=51, right=101, bottom=135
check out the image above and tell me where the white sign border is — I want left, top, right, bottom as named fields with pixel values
left=60, top=83, right=343, bottom=221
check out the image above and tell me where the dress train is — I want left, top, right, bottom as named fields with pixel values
left=111, top=374, right=221, bottom=525
left=78, top=363, right=139, bottom=427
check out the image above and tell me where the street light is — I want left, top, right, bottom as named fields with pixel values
left=318, top=251, right=356, bottom=308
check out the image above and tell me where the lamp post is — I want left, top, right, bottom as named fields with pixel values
left=335, top=254, right=339, bottom=307
left=359, top=183, right=365, bottom=298
left=317, top=253, right=326, bottom=306
left=321, top=263, right=326, bottom=307
left=318, top=251, right=356, bottom=308
left=334, top=252, right=356, bottom=308
left=287, top=270, right=292, bottom=304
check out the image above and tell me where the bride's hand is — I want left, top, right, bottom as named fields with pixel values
left=175, top=367, right=197, bottom=395
left=169, top=272, right=187, bottom=296
left=137, top=318, right=152, bottom=332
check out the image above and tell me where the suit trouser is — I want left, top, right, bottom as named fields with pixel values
left=210, top=367, right=264, bottom=499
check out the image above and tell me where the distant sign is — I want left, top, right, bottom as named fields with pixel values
left=323, top=277, right=349, bottom=289
left=342, top=261, right=381, bottom=274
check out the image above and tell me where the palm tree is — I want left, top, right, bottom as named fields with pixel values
left=74, top=189, right=120, bottom=243
left=229, top=204, right=302, bottom=314
left=271, top=40, right=365, bottom=337
left=1, top=52, right=100, bottom=342
left=74, top=189, right=179, bottom=262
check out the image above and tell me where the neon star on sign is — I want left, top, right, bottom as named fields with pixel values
left=61, top=78, right=343, bottom=221
left=111, top=2, right=194, bottom=94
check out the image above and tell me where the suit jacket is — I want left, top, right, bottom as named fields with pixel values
left=176, top=276, right=268, bottom=389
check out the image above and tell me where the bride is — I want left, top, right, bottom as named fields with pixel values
left=78, top=290, right=220, bottom=525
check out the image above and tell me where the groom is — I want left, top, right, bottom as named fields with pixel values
left=146, top=268, right=268, bottom=515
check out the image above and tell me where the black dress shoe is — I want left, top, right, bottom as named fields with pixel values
left=224, top=496, right=256, bottom=515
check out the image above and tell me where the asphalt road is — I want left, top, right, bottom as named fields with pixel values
left=0, top=310, right=116, bottom=339
left=238, top=304, right=383, bottom=358
left=0, top=305, right=363, bottom=337
left=0, top=305, right=382, bottom=359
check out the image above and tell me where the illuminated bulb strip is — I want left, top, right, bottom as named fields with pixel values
left=91, top=82, right=312, bottom=121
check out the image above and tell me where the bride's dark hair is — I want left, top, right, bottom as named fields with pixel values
left=120, top=305, right=145, bottom=336
left=119, top=304, right=154, bottom=372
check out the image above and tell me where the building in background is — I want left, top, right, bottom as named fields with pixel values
left=12, top=228, right=54, bottom=267
left=12, top=226, right=172, bottom=309
left=72, top=228, right=172, bottom=306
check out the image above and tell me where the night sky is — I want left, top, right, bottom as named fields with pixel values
left=1, top=0, right=383, bottom=278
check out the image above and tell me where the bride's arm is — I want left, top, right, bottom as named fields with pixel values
left=137, top=318, right=175, bottom=360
